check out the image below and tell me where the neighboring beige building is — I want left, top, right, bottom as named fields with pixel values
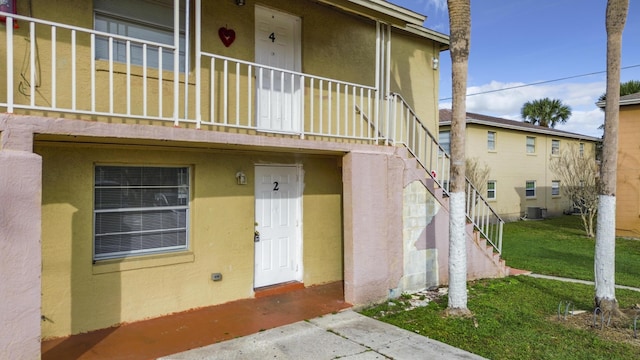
left=440, top=109, right=601, bottom=221
left=610, top=92, right=640, bottom=238
left=0, top=2, right=510, bottom=358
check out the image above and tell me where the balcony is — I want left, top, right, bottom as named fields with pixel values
left=0, top=12, right=390, bottom=142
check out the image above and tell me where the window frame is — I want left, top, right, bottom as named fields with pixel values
left=93, top=0, right=187, bottom=72
left=551, top=139, right=560, bottom=155
left=93, top=165, right=190, bottom=261
left=552, top=180, right=561, bottom=196
left=438, top=130, right=451, bottom=155
left=526, top=136, right=536, bottom=154
left=525, top=180, right=536, bottom=198
left=487, top=131, right=496, bottom=151
left=487, top=180, right=497, bottom=200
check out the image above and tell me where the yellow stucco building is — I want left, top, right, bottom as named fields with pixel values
left=614, top=92, right=640, bottom=238
left=440, top=109, right=601, bottom=221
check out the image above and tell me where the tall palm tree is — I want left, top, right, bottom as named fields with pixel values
left=446, top=0, right=471, bottom=317
left=520, top=98, right=572, bottom=128
left=595, top=0, right=628, bottom=315
left=598, top=79, right=640, bottom=102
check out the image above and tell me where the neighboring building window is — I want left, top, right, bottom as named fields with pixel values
left=94, top=165, right=190, bottom=260
left=487, top=131, right=496, bottom=151
left=551, top=139, right=560, bottom=155
left=552, top=180, right=560, bottom=196
left=439, top=130, right=451, bottom=154
left=94, top=0, right=186, bottom=71
left=525, top=180, right=536, bottom=198
left=526, top=136, right=536, bottom=154
left=579, top=142, right=585, bottom=157
left=487, top=180, right=496, bottom=200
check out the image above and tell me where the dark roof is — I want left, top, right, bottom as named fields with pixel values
left=596, top=91, right=640, bottom=107
left=439, top=109, right=601, bottom=141
left=620, top=92, right=640, bottom=105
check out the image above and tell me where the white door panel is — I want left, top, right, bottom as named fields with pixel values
left=254, top=165, right=302, bottom=288
left=255, top=6, right=301, bottom=133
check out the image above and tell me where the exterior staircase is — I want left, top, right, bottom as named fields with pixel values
left=385, top=94, right=507, bottom=280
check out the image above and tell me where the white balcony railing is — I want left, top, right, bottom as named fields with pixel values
left=1, top=13, right=380, bottom=142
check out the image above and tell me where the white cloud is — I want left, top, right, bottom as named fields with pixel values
left=440, top=80, right=606, bottom=137
left=428, top=0, right=447, bottom=12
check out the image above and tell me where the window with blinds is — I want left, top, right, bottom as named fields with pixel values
left=94, top=165, right=189, bottom=260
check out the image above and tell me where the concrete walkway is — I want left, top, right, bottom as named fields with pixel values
left=526, top=273, right=640, bottom=292
left=159, top=310, right=486, bottom=360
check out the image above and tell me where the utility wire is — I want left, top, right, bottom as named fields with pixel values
left=438, top=64, right=640, bottom=101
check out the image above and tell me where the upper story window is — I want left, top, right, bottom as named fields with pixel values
left=526, top=136, right=536, bottom=154
left=579, top=142, right=585, bottom=157
left=94, top=0, right=186, bottom=72
left=525, top=180, right=536, bottom=198
left=439, top=130, right=451, bottom=154
left=552, top=180, right=560, bottom=196
left=487, top=131, right=496, bottom=151
left=551, top=139, right=560, bottom=155
left=487, top=180, right=496, bottom=200
left=94, top=165, right=190, bottom=260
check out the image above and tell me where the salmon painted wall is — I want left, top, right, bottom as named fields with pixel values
left=37, top=143, right=343, bottom=338
left=617, top=104, right=640, bottom=238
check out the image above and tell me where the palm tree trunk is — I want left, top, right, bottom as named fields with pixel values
left=595, top=0, right=628, bottom=313
left=446, top=0, right=471, bottom=316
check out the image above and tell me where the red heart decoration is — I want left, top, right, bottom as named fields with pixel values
left=218, top=27, right=236, bottom=47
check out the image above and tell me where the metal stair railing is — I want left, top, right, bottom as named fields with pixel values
left=387, top=92, right=504, bottom=254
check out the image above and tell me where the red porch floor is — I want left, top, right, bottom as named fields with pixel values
left=41, top=281, right=351, bottom=360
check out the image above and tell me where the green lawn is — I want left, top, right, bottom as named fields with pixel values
left=361, top=277, right=640, bottom=360
left=360, top=215, right=640, bottom=359
left=501, top=215, right=640, bottom=288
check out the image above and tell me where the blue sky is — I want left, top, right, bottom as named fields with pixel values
left=388, top=0, right=640, bottom=137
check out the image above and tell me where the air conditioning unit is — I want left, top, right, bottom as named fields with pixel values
left=527, top=207, right=542, bottom=220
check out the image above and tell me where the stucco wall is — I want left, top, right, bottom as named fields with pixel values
left=458, top=125, right=596, bottom=221
left=38, top=143, right=343, bottom=338
left=617, top=104, right=640, bottom=238
left=0, top=150, right=42, bottom=360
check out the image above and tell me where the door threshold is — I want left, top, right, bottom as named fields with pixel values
left=254, top=281, right=305, bottom=298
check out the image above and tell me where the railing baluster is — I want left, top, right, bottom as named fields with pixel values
left=158, top=47, right=163, bottom=118
left=299, top=74, right=305, bottom=139
left=223, top=59, right=228, bottom=124
left=319, top=79, right=324, bottom=134
left=210, top=58, right=215, bottom=123
left=71, top=30, right=76, bottom=110
left=126, top=40, right=131, bottom=115
left=310, top=78, right=315, bottom=134
left=247, top=65, right=252, bottom=127
left=235, top=62, right=240, bottom=126
left=108, top=37, right=114, bottom=114
left=28, top=22, right=36, bottom=107
left=6, top=17, right=14, bottom=113
left=143, top=44, right=147, bottom=117
left=53, top=27, right=58, bottom=109
left=327, top=81, right=332, bottom=135
left=336, top=83, right=341, bottom=136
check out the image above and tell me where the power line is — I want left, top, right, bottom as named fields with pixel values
left=438, top=64, right=640, bottom=102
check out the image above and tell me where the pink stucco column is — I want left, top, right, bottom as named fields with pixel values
left=342, top=151, right=403, bottom=306
left=0, top=150, right=42, bottom=360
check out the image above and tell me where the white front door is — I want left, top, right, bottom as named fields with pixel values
left=255, top=6, right=302, bottom=133
left=254, top=165, right=302, bottom=288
